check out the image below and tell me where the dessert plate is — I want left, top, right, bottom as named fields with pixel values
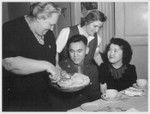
left=101, top=93, right=122, bottom=101
left=132, top=83, right=145, bottom=89
left=80, top=102, right=102, bottom=111
left=53, top=73, right=90, bottom=92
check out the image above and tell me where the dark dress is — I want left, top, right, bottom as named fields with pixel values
left=58, top=59, right=101, bottom=110
left=99, top=63, right=137, bottom=91
left=2, top=16, right=57, bottom=111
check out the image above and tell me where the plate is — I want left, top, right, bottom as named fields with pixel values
left=122, top=87, right=145, bottom=97
left=81, top=103, right=127, bottom=112
left=101, top=93, right=122, bottom=101
left=99, top=106, right=127, bottom=112
left=53, top=83, right=89, bottom=92
left=80, top=102, right=101, bottom=111
left=132, top=83, right=145, bottom=89
left=52, top=73, right=90, bottom=92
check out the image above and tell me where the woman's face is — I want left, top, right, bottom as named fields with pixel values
left=107, top=44, right=123, bottom=65
left=37, top=12, right=60, bottom=36
left=85, top=20, right=104, bottom=36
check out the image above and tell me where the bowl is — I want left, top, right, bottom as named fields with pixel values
left=136, top=79, right=147, bottom=88
left=52, top=73, right=90, bottom=92
left=102, top=89, right=119, bottom=100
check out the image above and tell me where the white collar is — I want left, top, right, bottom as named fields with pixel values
left=77, top=25, right=95, bottom=43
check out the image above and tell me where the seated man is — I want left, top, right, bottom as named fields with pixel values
left=59, top=34, right=101, bottom=110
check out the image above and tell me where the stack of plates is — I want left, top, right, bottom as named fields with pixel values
left=122, top=87, right=144, bottom=96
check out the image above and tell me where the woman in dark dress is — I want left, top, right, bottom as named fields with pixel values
left=99, top=38, right=137, bottom=92
left=2, top=2, right=62, bottom=111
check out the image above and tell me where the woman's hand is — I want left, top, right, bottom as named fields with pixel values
left=46, top=63, right=61, bottom=82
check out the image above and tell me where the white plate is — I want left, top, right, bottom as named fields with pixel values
left=123, top=87, right=145, bottom=97
left=132, top=83, right=145, bottom=89
left=53, top=73, right=90, bottom=92
left=101, top=93, right=122, bottom=101
left=80, top=102, right=101, bottom=111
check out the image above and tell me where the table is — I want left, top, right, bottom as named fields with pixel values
left=68, top=87, right=148, bottom=112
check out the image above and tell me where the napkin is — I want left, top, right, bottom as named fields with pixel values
left=123, top=87, right=144, bottom=96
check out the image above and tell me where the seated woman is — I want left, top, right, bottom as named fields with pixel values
left=99, top=38, right=137, bottom=93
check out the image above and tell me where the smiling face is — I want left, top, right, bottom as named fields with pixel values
left=69, top=41, right=88, bottom=65
left=107, top=44, right=123, bottom=66
left=85, top=20, right=104, bottom=36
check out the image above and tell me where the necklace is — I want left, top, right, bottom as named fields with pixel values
left=25, top=15, right=45, bottom=45
left=32, top=31, right=44, bottom=45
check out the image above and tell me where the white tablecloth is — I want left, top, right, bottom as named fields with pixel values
left=68, top=87, right=148, bottom=112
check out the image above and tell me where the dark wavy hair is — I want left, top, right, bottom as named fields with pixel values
left=67, top=34, right=88, bottom=48
left=80, top=9, right=107, bottom=27
left=104, top=38, right=133, bottom=65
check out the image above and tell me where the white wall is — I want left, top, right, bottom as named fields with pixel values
left=115, top=2, right=148, bottom=79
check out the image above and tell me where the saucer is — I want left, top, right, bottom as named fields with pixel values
left=132, top=83, right=145, bottom=89
left=80, top=102, right=101, bottom=111
left=101, top=93, right=122, bottom=101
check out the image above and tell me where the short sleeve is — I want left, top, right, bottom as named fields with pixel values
left=56, top=27, right=70, bottom=53
left=96, top=34, right=102, bottom=53
left=97, top=34, right=102, bottom=46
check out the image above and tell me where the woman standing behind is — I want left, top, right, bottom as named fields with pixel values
left=56, top=9, right=107, bottom=66
left=99, top=38, right=137, bottom=93
left=3, top=2, right=61, bottom=111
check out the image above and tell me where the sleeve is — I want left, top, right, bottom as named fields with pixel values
left=56, top=27, right=70, bottom=53
left=96, top=34, right=102, bottom=52
left=99, top=63, right=108, bottom=84
left=93, top=34, right=103, bottom=66
left=117, top=65, right=137, bottom=90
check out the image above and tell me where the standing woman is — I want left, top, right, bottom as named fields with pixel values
left=56, top=9, right=107, bottom=66
left=3, top=2, right=61, bottom=111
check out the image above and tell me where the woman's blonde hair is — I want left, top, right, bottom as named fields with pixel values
left=30, top=2, right=61, bottom=20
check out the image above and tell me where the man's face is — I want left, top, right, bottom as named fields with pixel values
left=69, top=41, right=87, bottom=65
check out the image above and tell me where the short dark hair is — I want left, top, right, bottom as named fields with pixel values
left=67, top=34, right=88, bottom=48
left=81, top=9, right=107, bottom=26
left=104, top=37, right=133, bottom=65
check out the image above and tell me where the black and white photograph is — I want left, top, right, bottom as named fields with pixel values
left=2, top=1, right=148, bottom=112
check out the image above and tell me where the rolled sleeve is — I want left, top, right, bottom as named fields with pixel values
left=56, top=27, right=70, bottom=53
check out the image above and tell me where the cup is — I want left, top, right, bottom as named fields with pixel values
left=136, top=79, right=147, bottom=88
left=102, top=89, right=118, bottom=99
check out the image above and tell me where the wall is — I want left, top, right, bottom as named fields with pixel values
left=115, top=2, right=148, bottom=79
left=2, top=3, right=9, bottom=23
left=54, top=2, right=72, bottom=37
left=2, top=2, right=30, bottom=24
